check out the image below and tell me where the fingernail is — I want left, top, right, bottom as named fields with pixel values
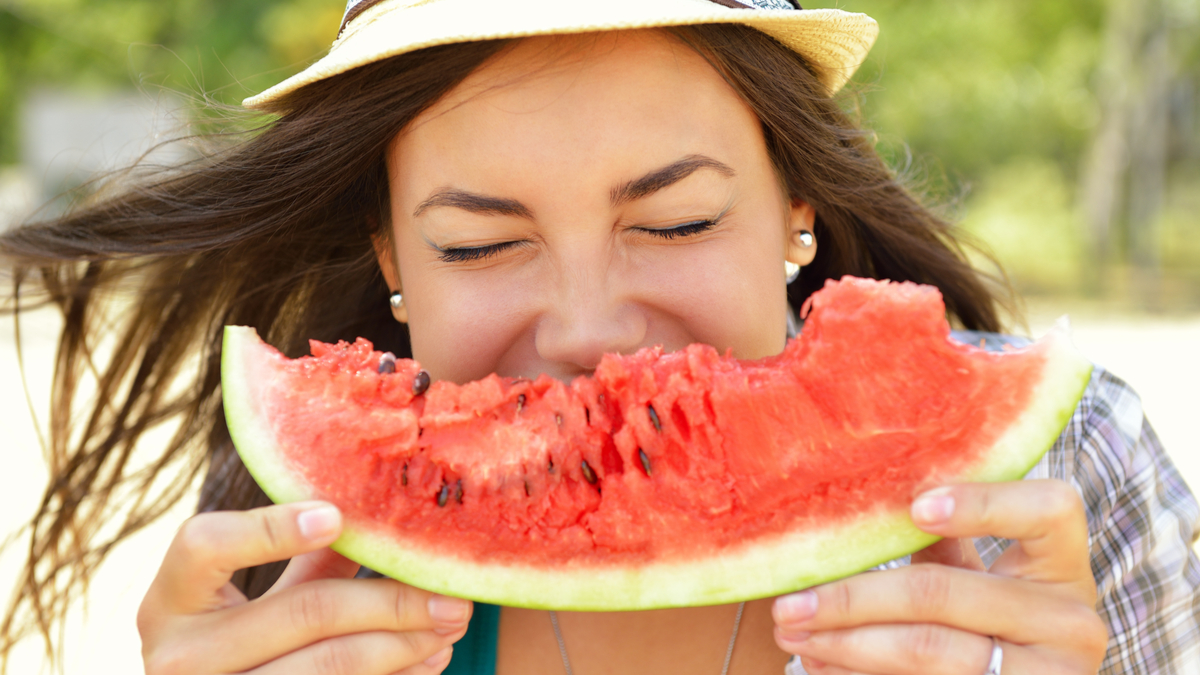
left=297, top=505, right=341, bottom=541
left=424, top=646, right=453, bottom=667
left=779, top=630, right=811, bottom=645
left=912, top=490, right=955, bottom=525
left=428, top=595, right=471, bottom=625
left=775, top=590, right=818, bottom=625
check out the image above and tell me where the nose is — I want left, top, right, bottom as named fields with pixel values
left=533, top=263, right=648, bottom=372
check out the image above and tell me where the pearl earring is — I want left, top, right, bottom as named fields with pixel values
left=389, top=291, right=404, bottom=310
left=799, top=231, right=814, bottom=247
left=785, top=260, right=801, bottom=284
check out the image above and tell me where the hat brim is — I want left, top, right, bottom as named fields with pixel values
left=244, top=0, right=878, bottom=110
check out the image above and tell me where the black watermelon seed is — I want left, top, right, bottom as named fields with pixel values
left=454, top=479, right=464, bottom=504
left=517, top=394, right=526, bottom=411
left=412, top=370, right=431, bottom=396
left=580, top=459, right=597, bottom=485
left=524, top=479, right=532, bottom=497
left=436, top=483, right=449, bottom=507
left=548, top=457, right=555, bottom=473
left=401, top=463, right=408, bottom=486
left=378, top=352, right=397, bottom=374
left=647, top=405, right=662, bottom=433
left=638, top=448, right=652, bottom=476
left=585, top=407, right=591, bottom=424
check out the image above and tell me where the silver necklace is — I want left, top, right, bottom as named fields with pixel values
left=548, top=601, right=746, bottom=675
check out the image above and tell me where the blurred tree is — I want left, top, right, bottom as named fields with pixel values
left=827, top=0, right=1107, bottom=187
left=1080, top=0, right=1198, bottom=303
left=0, top=0, right=340, bottom=164
left=820, top=0, right=1199, bottom=303
left=2, top=0, right=1198, bottom=301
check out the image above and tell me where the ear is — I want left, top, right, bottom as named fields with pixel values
left=785, top=200, right=818, bottom=268
left=371, top=233, right=409, bottom=324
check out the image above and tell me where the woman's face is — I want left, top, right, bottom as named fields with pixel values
left=381, top=30, right=816, bottom=384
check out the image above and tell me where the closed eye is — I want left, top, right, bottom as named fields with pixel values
left=641, top=219, right=717, bottom=240
left=437, top=240, right=524, bottom=263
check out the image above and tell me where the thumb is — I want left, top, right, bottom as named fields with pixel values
left=910, top=537, right=986, bottom=571
left=147, top=501, right=342, bottom=615
left=265, top=547, right=361, bottom=595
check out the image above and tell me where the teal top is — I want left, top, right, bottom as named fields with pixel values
left=443, top=603, right=500, bottom=675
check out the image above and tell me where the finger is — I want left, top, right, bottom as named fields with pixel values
left=790, top=628, right=1094, bottom=675
left=773, top=564, right=1093, bottom=645
left=393, top=646, right=454, bottom=675
left=796, top=656, right=855, bottom=675
left=777, top=623, right=993, bottom=675
left=146, top=502, right=342, bottom=615
left=267, top=548, right=361, bottom=594
left=198, top=578, right=471, bottom=673
left=911, top=480, right=1091, bottom=583
left=910, top=537, right=986, bottom=571
left=246, top=629, right=459, bottom=675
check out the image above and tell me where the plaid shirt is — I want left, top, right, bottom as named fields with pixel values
left=786, top=342, right=1200, bottom=674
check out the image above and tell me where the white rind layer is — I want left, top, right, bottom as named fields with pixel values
left=222, top=325, right=1093, bottom=610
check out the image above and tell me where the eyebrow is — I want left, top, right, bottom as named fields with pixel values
left=412, top=154, right=736, bottom=219
left=610, top=155, right=736, bottom=206
left=413, top=190, right=534, bottom=219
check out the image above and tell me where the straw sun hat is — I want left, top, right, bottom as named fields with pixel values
left=245, top=0, right=878, bottom=109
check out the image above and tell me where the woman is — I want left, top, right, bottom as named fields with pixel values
left=1, top=1, right=1195, bottom=673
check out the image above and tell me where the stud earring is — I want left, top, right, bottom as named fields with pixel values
left=389, top=291, right=404, bottom=310
left=799, top=231, right=815, bottom=248
left=785, top=260, right=801, bottom=284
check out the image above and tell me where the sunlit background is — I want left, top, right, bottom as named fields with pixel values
left=1, top=0, right=1198, bottom=672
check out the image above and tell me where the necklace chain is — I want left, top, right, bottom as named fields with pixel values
left=548, top=601, right=746, bottom=675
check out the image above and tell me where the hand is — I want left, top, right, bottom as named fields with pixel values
left=771, top=480, right=1108, bottom=674
left=138, top=501, right=471, bottom=674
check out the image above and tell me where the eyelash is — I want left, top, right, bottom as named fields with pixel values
left=643, top=219, right=718, bottom=239
left=437, top=240, right=523, bottom=263
left=436, top=219, right=718, bottom=262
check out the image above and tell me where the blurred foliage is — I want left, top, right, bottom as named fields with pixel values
left=0, top=0, right=340, bottom=162
left=1, top=0, right=1198, bottom=303
left=817, top=0, right=1200, bottom=303
left=840, top=0, right=1107, bottom=183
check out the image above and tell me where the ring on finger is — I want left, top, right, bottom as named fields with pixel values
left=984, top=635, right=1004, bottom=675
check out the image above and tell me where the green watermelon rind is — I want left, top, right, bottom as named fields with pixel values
left=222, top=325, right=1093, bottom=610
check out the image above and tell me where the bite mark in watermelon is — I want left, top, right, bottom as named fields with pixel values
left=221, top=277, right=1092, bottom=610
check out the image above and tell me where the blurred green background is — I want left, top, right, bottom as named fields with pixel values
left=1, top=4, right=1198, bottom=672
left=1, top=0, right=1198, bottom=309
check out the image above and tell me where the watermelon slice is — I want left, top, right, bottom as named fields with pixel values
left=222, top=276, right=1092, bottom=610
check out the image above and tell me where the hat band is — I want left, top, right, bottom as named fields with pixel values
left=339, top=0, right=802, bottom=38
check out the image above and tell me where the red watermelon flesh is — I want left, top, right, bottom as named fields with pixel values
left=222, top=276, right=1092, bottom=609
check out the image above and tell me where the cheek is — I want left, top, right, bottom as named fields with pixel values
left=404, top=270, right=539, bottom=383
left=669, top=240, right=789, bottom=359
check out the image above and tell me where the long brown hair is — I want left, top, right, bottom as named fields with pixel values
left=0, top=24, right=1008, bottom=671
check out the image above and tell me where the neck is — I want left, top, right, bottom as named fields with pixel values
left=497, top=600, right=791, bottom=675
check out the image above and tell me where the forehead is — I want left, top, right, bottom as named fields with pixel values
left=390, top=30, right=764, bottom=184
left=425, top=29, right=729, bottom=110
